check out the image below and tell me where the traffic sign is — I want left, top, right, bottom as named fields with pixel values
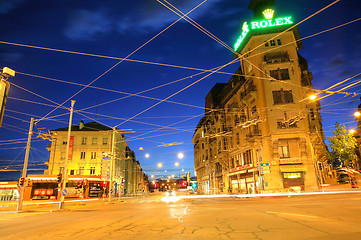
left=62, top=189, right=68, bottom=196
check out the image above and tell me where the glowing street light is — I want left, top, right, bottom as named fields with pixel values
left=151, top=175, right=154, bottom=178
left=171, top=174, right=175, bottom=178
left=157, top=163, right=162, bottom=168
left=354, top=111, right=361, bottom=117
left=145, top=153, right=150, bottom=158
left=181, top=169, right=184, bottom=172
left=309, top=95, right=317, bottom=101
left=349, top=129, right=355, bottom=134
left=178, top=152, right=184, bottom=159
left=175, top=162, right=179, bottom=167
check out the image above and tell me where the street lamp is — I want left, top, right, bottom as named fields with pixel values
left=175, top=162, right=179, bottom=167
left=354, top=111, right=361, bottom=117
left=157, top=163, right=162, bottom=168
left=145, top=153, right=150, bottom=158
left=349, top=129, right=355, bottom=134
left=151, top=175, right=154, bottom=178
left=309, top=94, right=317, bottom=101
left=178, top=152, right=184, bottom=159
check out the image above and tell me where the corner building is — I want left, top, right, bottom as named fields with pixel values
left=193, top=0, right=329, bottom=194
left=46, top=121, right=147, bottom=195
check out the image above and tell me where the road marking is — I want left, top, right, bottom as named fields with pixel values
left=267, top=211, right=318, bottom=219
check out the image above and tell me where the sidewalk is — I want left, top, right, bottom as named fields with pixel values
left=0, top=193, right=151, bottom=213
left=0, top=197, right=125, bottom=213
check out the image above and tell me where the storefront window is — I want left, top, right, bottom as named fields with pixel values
left=284, top=172, right=301, bottom=179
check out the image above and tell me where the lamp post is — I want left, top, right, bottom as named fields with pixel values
left=59, top=100, right=75, bottom=210
left=108, top=128, right=116, bottom=202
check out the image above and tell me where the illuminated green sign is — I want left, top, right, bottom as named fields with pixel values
left=234, top=9, right=294, bottom=51
left=250, top=17, right=293, bottom=29
left=234, top=22, right=249, bottom=51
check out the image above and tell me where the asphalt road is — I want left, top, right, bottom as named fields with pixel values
left=1, top=191, right=361, bottom=240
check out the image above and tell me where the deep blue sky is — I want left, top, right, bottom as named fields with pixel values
left=0, top=0, right=360, bottom=180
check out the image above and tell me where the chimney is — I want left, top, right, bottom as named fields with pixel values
left=79, top=120, right=84, bottom=130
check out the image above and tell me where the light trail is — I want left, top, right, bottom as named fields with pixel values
left=160, top=190, right=361, bottom=202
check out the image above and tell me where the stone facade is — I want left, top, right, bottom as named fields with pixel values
left=193, top=1, right=329, bottom=194
left=45, top=121, right=147, bottom=194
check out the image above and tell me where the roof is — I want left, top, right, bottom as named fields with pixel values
left=52, top=121, right=112, bottom=132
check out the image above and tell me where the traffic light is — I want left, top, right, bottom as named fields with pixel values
left=101, top=181, right=108, bottom=187
left=57, top=174, right=62, bottom=183
left=18, top=177, right=25, bottom=186
left=192, top=182, right=198, bottom=189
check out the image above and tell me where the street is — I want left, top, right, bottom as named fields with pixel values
left=1, top=191, right=361, bottom=240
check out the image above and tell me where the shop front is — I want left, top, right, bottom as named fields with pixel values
left=26, top=175, right=106, bottom=200
left=199, top=177, right=210, bottom=194
left=0, top=182, right=18, bottom=201
left=280, top=165, right=306, bottom=192
left=228, top=166, right=258, bottom=194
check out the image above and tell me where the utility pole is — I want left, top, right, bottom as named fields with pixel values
left=59, top=100, right=75, bottom=209
left=17, top=117, right=34, bottom=212
left=108, top=128, right=116, bottom=202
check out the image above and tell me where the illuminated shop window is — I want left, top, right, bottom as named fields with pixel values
left=283, top=172, right=301, bottom=179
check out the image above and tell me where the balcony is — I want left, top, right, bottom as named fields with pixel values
left=264, top=52, right=290, bottom=64
left=240, top=83, right=257, bottom=100
left=246, top=130, right=262, bottom=139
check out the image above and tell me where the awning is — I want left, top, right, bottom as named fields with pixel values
left=280, top=166, right=307, bottom=172
left=227, top=169, right=257, bottom=176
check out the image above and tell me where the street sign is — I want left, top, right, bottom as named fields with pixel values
left=260, top=163, right=270, bottom=167
left=261, top=170, right=270, bottom=174
left=62, top=189, right=68, bottom=196
left=261, top=167, right=270, bottom=170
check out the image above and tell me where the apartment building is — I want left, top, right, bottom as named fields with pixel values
left=193, top=0, right=329, bottom=194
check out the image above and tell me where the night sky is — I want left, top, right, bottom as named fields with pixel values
left=0, top=0, right=360, bottom=180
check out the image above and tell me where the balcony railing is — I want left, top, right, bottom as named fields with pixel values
left=240, top=84, right=257, bottom=99
left=246, top=130, right=262, bottom=139
left=264, top=52, right=290, bottom=64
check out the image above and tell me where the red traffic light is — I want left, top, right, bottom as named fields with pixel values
left=18, top=177, right=25, bottom=186
left=57, top=174, right=62, bottom=183
left=101, top=181, right=108, bottom=187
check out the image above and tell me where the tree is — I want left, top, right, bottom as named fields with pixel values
left=327, top=122, right=357, bottom=167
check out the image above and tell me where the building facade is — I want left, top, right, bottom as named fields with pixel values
left=193, top=0, right=329, bottom=194
left=45, top=121, right=147, bottom=195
